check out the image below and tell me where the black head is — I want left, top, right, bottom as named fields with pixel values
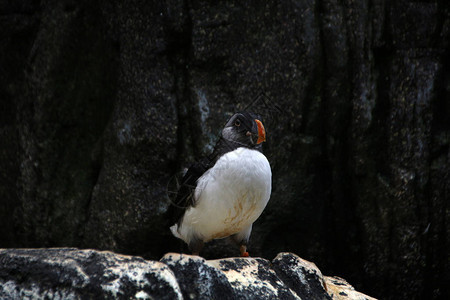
left=221, top=112, right=266, bottom=148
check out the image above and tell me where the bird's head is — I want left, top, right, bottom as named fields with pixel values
left=222, top=112, right=266, bottom=148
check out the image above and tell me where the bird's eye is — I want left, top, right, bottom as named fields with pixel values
left=234, top=120, right=241, bottom=127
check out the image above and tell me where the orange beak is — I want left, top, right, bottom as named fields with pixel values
left=255, top=119, right=266, bottom=144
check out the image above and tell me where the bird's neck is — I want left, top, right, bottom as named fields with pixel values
left=208, top=137, right=262, bottom=162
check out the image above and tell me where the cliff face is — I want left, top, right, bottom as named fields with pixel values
left=0, top=1, right=448, bottom=299
left=0, top=249, right=375, bottom=300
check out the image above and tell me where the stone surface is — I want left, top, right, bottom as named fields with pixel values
left=272, top=252, right=330, bottom=300
left=0, top=248, right=182, bottom=299
left=161, top=253, right=234, bottom=300
left=206, top=256, right=300, bottom=299
left=0, top=249, right=374, bottom=300
left=0, top=1, right=448, bottom=299
left=325, top=276, right=376, bottom=300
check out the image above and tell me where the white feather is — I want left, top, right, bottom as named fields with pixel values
left=171, top=147, right=272, bottom=245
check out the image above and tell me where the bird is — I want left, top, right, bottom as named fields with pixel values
left=169, top=112, right=272, bottom=257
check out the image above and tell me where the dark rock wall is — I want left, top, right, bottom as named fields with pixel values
left=0, top=1, right=448, bottom=299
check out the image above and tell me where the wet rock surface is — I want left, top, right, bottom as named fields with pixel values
left=0, top=1, right=448, bottom=299
left=0, top=249, right=374, bottom=300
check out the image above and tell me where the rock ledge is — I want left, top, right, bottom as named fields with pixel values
left=0, top=248, right=376, bottom=299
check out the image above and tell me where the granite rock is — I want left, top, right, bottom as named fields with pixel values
left=0, top=249, right=375, bottom=300
left=0, top=248, right=182, bottom=299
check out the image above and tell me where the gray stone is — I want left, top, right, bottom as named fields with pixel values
left=0, top=248, right=182, bottom=300
left=161, top=253, right=234, bottom=300
left=272, top=252, right=330, bottom=300
left=207, top=255, right=300, bottom=299
left=0, top=249, right=375, bottom=300
left=324, top=276, right=376, bottom=300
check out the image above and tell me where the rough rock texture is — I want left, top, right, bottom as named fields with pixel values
left=0, top=249, right=374, bottom=300
left=325, top=277, right=375, bottom=300
left=0, top=248, right=182, bottom=299
left=0, top=1, right=449, bottom=300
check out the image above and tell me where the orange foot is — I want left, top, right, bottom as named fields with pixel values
left=239, top=245, right=249, bottom=257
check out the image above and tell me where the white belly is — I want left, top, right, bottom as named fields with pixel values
left=174, top=147, right=272, bottom=244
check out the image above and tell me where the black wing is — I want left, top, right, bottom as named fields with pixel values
left=169, top=137, right=245, bottom=225
left=170, top=157, right=213, bottom=225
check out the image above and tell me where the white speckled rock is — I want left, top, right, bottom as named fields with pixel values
left=161, top=253, right=235, bottom=300
left=324, top=276, right=377, bottom=300
left=0, top=249, right=377, bottom=300
left=207, top=256, right=301, bottom=299
left=0, top=248, right=182, bottom=300
left=271, top=252, right=330, bottom=299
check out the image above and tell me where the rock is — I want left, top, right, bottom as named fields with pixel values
left=0, top=249, right=375, bottom=300
left=81, top=1, right=178, bottom=257
left=324, top=277, right=376, bottom=300
left=272, top=252, right=330, bottom=300
left=206, top=256, right=301, bottom=299
left=0, top=248, right=182, bottom=299
left=160, top=253, right=234, bottom=300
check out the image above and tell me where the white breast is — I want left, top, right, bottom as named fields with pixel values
left=173, top=147, right=272, bottom=245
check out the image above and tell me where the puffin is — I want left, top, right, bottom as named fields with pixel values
left=170, top=112, right=272, bottom=257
